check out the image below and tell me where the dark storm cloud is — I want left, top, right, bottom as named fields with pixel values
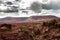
left=42, top=1, right=60, bottom=10
left=6, top=1, right=13, bottom=5
left=30, top=2, right=42, bottom=13
left=15, top=0, right=19, bottom=1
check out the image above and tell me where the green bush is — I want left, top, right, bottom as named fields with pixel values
left=7, top=28, right=12, bottom=31
left=31, top=29, right=41, bottom=40
left=20, top=26, right=29, bottom=32
left=33, top=29, right=40, bottom=35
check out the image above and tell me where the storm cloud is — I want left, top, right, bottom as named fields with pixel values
left=42, top=0, right=60, bottom=10
left=30, top=2, right=42, bottom=13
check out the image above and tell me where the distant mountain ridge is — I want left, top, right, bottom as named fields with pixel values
left=30, top=15, right=58, bottom=20
left=0, top=15, right=59, bottom=23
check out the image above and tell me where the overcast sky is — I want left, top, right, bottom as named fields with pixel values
left=41, top=0, right=60, bottom=17
left=0, top=0, right=60, bottom=18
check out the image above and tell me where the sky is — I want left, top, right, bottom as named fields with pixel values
left=0, top=0, right=60, bottom=18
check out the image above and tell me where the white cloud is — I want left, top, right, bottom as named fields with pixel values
left=0, top=0, right=60, bottom=18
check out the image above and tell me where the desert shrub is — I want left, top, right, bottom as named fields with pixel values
left=51, top=35, right=55, bottom=39
left=42, top=19, right=57, bottom=26
left=5, top=24, right=12, bottom=31
left=32, top=29, right=41, bottom=40
left=57, top=29, right=60, bottom=33
left=0, top=24, right=12, bottom=31
left=33, top=29, right=40, bottom=35
left=7, top=28, right=12, bottom=31
left=20, top=26, right=29, bottom=32
left=42, top=22, right=46, bottom=26
left=49, top=19, right=57, bottom=26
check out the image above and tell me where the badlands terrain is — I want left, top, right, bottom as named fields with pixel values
left=0, top=15, right=60, bottom=40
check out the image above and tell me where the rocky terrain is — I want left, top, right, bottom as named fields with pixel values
left=0, top=15, right=60, bottom=40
